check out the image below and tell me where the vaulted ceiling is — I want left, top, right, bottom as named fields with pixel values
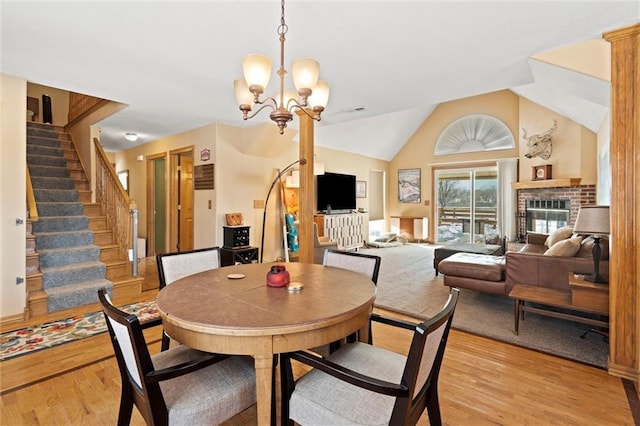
left=2, top=1, right=638, bottom=159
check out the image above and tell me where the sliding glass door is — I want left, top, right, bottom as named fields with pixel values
left=435, top=167, right=498, bottom=244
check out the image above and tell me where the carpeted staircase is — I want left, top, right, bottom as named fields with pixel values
left=27, top=122, right=113, bottom=312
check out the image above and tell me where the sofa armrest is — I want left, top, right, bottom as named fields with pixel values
left=525, top=232, right=549, bottom=246
left=505, top=251, right=607, bottom=294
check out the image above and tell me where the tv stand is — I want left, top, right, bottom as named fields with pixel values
left=314, top=213, right=366, bottom=251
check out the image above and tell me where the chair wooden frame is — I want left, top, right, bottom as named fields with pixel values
left=98, top=288, right=235, bottom=426
left=280, top=288, right=459, bottom=426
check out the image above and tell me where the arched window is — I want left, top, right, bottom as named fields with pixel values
left=435, top=114, right=514, bottom=155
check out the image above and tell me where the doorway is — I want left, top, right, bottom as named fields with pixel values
left=169, top=147, right=194, bottom=252
left=434, top=166, right=498, bottom=244
left=146, top=153, right=167, bottom=256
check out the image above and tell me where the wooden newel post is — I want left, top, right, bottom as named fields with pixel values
left=603, top=23, right=640, bottom=393
left=297, top=110, right=315, bottom=264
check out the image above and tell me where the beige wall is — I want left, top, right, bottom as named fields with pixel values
left=531, top=39, right=610, bottom=81
left=519, top=98, right=597, bottom=185
left=115, top=123, right=217, bottom=250
left=390, top=90, right=521, bottom=238
left=389, top=90, right=599, bottom=240
left=1, top=74, right=28, bottom=318
left=26, top=82, right=69, bottom=126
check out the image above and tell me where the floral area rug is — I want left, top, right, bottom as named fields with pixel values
left=0, top=300, right=158, bottom=362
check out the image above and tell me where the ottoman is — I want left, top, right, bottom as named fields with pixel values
left=434, top=242, right=503, bottom=276
left=438, top=252, right=507, bottom=295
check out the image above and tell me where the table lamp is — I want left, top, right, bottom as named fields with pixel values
left=573, top=205, right=610, bottom=283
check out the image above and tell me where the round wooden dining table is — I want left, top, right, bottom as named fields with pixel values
left=155, top=262, right=376, bottom=426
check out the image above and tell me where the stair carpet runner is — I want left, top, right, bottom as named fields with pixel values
left=27, top=122, right=113, bottom=312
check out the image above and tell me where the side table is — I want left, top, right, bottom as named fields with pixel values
left=568, top=272, right=609, bottom=314
left=220, top=246, right=259, bottom=266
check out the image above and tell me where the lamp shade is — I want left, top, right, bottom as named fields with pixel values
left=573, top=205, right=610, bottom=236
left=291, top=58, right=320, bottom=92
left=234, top=79, right=254, bottom=106
left=282, top=90, right=299, bottom=108
left=242, top=54, right=272, bottom=89
left=308, top=80, right=330, bottom=109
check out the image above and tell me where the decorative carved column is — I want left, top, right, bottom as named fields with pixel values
left=297, top=110, right=314, bottom=264
left=603, top=23, right=640, bottom=392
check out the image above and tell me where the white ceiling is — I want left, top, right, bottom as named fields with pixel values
left=2, top=1, right=638, bottom=159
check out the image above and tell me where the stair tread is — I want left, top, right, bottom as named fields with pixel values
left=45, top=279, right=113, bottom=295
left=34, top=229, right=93, bottom=235
left=38, top=244, right=100, bottom=254
left=34, top=215, right=88, bottom=219
left=41, top=260, right=105, bottom=273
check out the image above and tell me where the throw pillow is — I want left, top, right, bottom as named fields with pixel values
left=544, top=236, right=583, bottom=257
left=545, top=226, right=575, bottom=247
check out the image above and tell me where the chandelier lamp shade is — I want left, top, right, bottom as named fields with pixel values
left=234, top=0, right=329, bottom=134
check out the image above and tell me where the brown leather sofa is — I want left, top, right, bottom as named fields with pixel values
left=439, top=232, right=610, bottom=296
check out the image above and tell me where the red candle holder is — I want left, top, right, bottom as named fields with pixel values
left=266, top=264, right=290, bottom=287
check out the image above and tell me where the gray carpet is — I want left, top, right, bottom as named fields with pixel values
left=359, top=243, right=608, bottom=368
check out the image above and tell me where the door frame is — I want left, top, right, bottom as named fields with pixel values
left=146, top=152, right=167, bottom=256
left=431, top=161, right=497, bottom=243
left=169, top=146, right=194, bottom=252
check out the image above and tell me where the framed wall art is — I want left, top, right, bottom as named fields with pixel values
left=356, top=180, right=367, bottom=198
left=398, top=168, right=421, bottom=203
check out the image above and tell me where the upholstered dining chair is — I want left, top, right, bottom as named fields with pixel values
left=323, top=248, right=381, bottom=285
left=323, top=248, right=381, bottom=346
left=313, top=222, right=339, bottom=264
left=97, top=288, right=256, bottom=426
left=280, top=288, right=460, bottom=426
left=156, top=247, right=221, bottom=350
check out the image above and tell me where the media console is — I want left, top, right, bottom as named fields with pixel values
left=314, top=212, right=366, bottom=251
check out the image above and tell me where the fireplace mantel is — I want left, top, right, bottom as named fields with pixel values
left=512, top=178, right=582, bottom=190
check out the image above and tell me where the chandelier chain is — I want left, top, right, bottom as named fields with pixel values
left=278, top=0, right=288, bottom=36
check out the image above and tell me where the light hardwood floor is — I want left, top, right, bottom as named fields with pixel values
left=1, top=258, right=637, bottom=425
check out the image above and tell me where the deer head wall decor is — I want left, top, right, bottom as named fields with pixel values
left=522, top=119, right=557, bottom=160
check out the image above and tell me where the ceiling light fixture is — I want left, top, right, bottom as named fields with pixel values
left=234, top=0, right=330, bottom=134
left=125, top=132, right=138, bottom=142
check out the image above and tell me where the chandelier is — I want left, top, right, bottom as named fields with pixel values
left=234, top=0, right=330, bottom=134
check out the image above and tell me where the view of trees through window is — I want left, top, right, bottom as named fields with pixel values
left=435, top=167, right=498, bottom=243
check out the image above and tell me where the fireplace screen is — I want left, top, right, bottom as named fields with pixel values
left=526, top=200, right=570, bottom=234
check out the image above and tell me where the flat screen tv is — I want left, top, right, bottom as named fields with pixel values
left=316, top=172, right=356, bottom=213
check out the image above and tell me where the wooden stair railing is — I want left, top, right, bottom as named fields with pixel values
left=26, top=166, right=39, bottom=222
left=94, top=138, right=133, bottom=262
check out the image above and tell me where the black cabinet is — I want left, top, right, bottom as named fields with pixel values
left=223, top=226, right=251, bottom=248
left=221, top=246, right=259, bottom=266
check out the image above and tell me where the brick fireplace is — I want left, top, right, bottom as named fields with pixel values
left=516, top=184, right=596, bottom=241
